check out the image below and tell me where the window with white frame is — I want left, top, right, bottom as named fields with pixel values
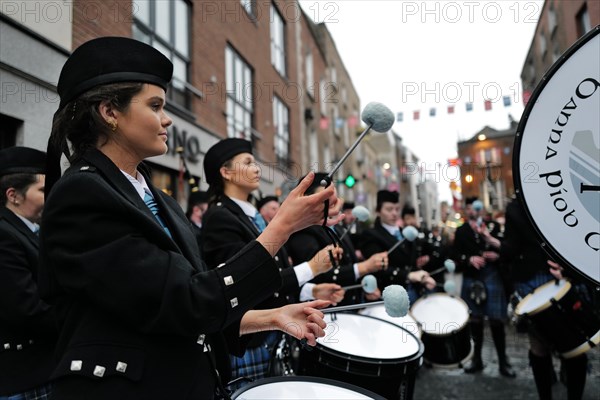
left=133, top=0, right=191, bottom=110
left=226, top=46, right=254, bottom=140
left=270, top=4, right=286, bottom=76
left=305, top=49, right=314, bottom=98
left=273, top=96, right=290, bottom=162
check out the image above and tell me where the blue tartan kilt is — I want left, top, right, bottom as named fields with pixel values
left=228, top=331, right=281, bottom=391
left=0, top=384, right=52, bottom=400
left=461, top=265, right=508, bottom=320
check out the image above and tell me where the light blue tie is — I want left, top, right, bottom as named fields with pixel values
left=394, top=230, right=402, bottom=241
left=252, top=211, right=267, bottom=233
left=144, top=190, right=172, bottom=238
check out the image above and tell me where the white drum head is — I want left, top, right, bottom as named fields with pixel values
left=234, top=380, right=375, bottom=399
left=360, top=305, right=422, bottom=338
left=320, top=313, right=420, bottom=359
left=516, top=279, right=571, bottom=315
left=410, top=294, right=469, bottom=335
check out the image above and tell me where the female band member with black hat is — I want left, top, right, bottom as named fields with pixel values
left=201, top=140, right=344, bottom=389
left=0, top=147, right=55, bottom=400
left=39, top=36, right=342, bottom=400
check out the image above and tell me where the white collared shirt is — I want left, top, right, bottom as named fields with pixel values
left=121, top=170, right=151, bottom=200
left=15, top=213, right=39, bottom=234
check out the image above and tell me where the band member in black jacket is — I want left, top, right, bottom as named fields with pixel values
left=39, top=37, right=341, bottom=400
left=502, top=197, right=588, bottom=399
left=185, top=190, right=209, bottom=252
left=359, top=190, right=435, bottom=292
left=286, top=174, right=387, bottom=306
left=0, top=147, right=55, bottom=399
left=452, top=197, right=515, bottom=377
left=201, top=141, right=344, bottom=389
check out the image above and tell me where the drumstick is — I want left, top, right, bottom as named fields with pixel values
left=387, top=226, right=419, bottom=255
left=429, top=259, right=456, bottom=276
left=340, top=274, right=377, bottom=293
left=323, top=285, right=409, bottom=317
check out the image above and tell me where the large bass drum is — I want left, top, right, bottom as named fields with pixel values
left=513, top=25, right=599, bottom=286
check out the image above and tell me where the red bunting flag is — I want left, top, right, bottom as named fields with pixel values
left=413, top=111, right=420, bottom=120
left=319, top=116, right=329, bottom=130
left=447, top=105, right=455, bottom=114
left=484, top=100, right=492, bottom=111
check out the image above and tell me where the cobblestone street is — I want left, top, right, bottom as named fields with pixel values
left=413, top=324, right=600, bottom=400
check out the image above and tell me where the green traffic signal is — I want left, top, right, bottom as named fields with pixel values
left=344, top=174, right=356, bottom=188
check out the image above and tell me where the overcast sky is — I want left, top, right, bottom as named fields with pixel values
left=298, top=0, right=544, bottom=201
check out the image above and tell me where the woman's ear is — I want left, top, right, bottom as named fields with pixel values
left=219, top=165, right=231, bottom=182
left=98, top=100, right=118, bottom=127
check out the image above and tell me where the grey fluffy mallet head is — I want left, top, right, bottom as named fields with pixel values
left=361, top=102, right=395, bottom=132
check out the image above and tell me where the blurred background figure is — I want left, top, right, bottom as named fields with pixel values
left=186, top=190, right=209, bottom=251
left=0, top=147, right=55, bottom=400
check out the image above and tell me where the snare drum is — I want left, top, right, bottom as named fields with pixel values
left=410, top=293, right=472, bottom=368
left=231, top=376, right=386, bottom=399
left=300, top=313, right=423, bottom=400
left=360, top=304, right=422, bottom=338
left=515, top=279, right=600, bottom=358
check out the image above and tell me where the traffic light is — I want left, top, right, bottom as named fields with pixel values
left=344, top=174, right=356, bottom=188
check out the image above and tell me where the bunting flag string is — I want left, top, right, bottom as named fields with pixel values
left=395, top=96, right=514, bottom=123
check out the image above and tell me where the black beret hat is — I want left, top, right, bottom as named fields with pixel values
left=256, top=195, right=279, bottom=211
left=203, top=138, right=253, bottom=186
left=401, top=204, right=416, bottom=218
left=57, top=36, right=173, bottom=109
left=377, top=190, right=399, bottom=206
left=465, top=196, right=479, bottom=205
left=0, top=147, right=46, bottom=177
left=297, top=172, right=329, bottom=195
left=343, top=201, right=355, bottom=210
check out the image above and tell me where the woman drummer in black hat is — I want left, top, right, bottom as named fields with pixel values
left=0, top=147, right=55, bottom=400
left=201, top=139, right=345, bottom=389
left=40, top=36, right=342, bottom=400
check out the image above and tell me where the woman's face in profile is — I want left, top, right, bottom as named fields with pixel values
left=112, top=84, right=173, bottom=160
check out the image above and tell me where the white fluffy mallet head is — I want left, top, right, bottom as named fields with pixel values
left=361, top=102, right=395, bottom=133
left=382, top=284, right=410, bottom=317
left=361, top=274, right=378, bottom=294
left=402, top=226, right=419, bottom=242
left=472, top=200, right=484, bottom=212
left=444, top=259, right=456, bottom=273
left=443, top=280, right=457, bottom=294
left=351, top=205, right=370, bottom=222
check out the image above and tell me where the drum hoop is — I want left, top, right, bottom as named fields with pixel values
left=512, top=25, right=600, bottom=286
left=319, top=314, right=424, bottom=364
left=560, top=330, right=600, bottom=359
left=409, top=293, right=470, bottom=335
left=231, top=375, right=387, bottom=399
left=514, top=280, right=572, bottom=316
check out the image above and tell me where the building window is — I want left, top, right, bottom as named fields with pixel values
left=240, top=0, right=254, bottom=17
left=270, top=4, right=286, bottom=76
left=576, top=5, right=591, bottom=37
left=548, top=5, right=557, bottom=35
left=0, top=114, right=20, bottom=149
left=226, top=46, right=254, bottom=140
left=539, top=29, right=547, bottom=58
left=133, top=0, right=191, bottom=110
left=305, top=49, right=314, bottom=99
left=273, top=96, right=289, bottom=163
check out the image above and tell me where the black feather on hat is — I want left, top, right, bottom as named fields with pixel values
left=203, top=138, right=253, bottom=186
left=342, top=201, right=355, bottom=210
left=376, top=190, right=399, bottom=207
left=0, top=147, right=46, bottom=177
left=465, top=196, right=479, bottom=205
left=401, top=204, right=416, bottom=218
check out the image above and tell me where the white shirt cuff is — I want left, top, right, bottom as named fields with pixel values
left=293, top=262, right=314, bottom=286
left=300, top=283, right=316, bottom=301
